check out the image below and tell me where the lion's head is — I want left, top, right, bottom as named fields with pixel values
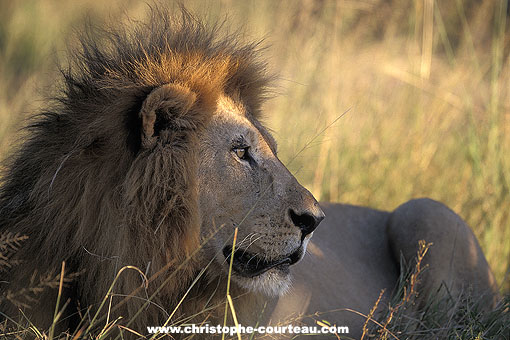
left=197, top=95, right=324, bottom=297
left=0, top=6, right=323, bottom=333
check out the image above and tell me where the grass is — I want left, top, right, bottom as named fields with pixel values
left=0, top=0, right=509, bottom=338
left=368, top=241, right=510, bottom=340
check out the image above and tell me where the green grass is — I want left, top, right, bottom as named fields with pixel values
left=0, top=0, right=509, bottom=338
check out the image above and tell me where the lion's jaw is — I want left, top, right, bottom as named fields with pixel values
left=197, top=96, right=324, bottom=297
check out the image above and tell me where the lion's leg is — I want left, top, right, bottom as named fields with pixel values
left=386, top=198, right=499, bottom=308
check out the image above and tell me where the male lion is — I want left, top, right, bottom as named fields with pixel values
left=0, top=7, right=498, bottom=339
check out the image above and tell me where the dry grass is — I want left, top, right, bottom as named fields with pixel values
left=0, top=0, right=509, bottom=338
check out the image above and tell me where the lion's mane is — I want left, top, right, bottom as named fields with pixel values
left=0, top=6, right=271, bottom=331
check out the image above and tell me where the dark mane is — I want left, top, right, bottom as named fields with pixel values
left=0, top=4, right=271, bottom=333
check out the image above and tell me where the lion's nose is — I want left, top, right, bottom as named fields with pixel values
left=289, top=209, right=325, bottom=238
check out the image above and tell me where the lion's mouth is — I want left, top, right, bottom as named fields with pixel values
left=222, top=246, right=302, bottom=278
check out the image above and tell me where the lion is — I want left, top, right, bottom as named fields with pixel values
left=0, top=6, right=498, bottom=339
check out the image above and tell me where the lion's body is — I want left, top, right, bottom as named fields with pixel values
left=0, top=7, right=498, bottom=340
left=264, top=200, right=498, bottom=338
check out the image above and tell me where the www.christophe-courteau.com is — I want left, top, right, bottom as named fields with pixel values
left=147, top=324, right=349, bottom=336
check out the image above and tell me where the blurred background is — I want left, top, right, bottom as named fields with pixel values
left=0, top=0, right=508, bottom=293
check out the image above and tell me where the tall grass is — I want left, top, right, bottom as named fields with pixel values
left=0, top=0, right=508, bottom=305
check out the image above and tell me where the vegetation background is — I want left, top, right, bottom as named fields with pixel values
left=0, top=0, right=508, bottom=300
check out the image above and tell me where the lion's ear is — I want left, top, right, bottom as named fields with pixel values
left=139, top=84, right=198, bottom=149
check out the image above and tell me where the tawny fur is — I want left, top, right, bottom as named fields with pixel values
left=0, top=6, right=271, bottom=333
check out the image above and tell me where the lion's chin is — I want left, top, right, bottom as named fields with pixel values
left=232, top=268, right=293, bottom=297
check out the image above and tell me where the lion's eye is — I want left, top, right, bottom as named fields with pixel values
left=233, top=147, right=249, bottom=160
